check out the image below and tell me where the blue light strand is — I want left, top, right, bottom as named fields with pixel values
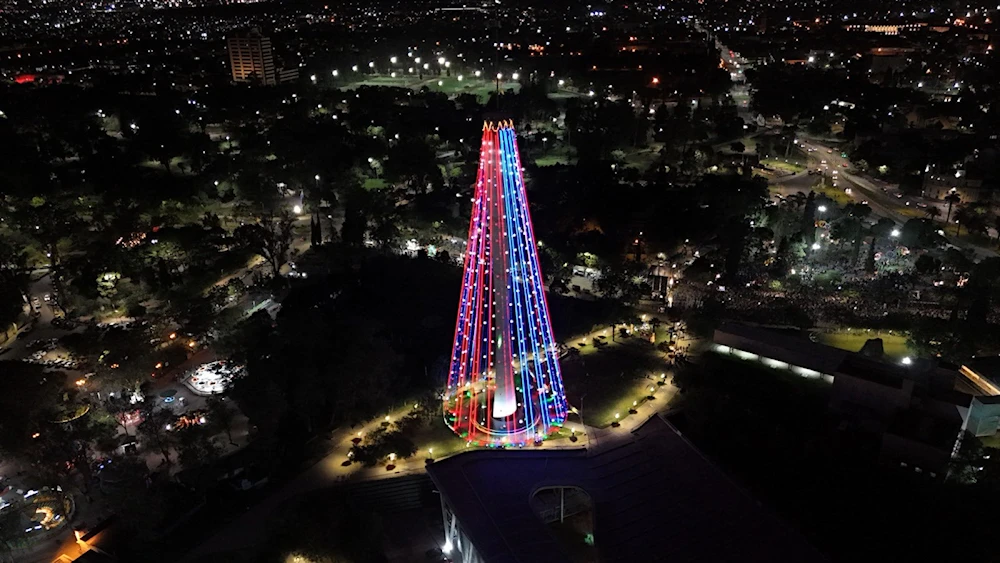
left=445, top=123, right=568, bottom=443
left=501, top=127, right=547, bottom=434
left=498, top=128, right=534, bottom=437
left=506, top=128, right=568, bottom=420
left=504, top=127, right=551, bottom=431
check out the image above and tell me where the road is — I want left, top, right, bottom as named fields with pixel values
left=693, top=19, right=753, bottom=122
left=765, top=138, right=998, bottom=260
left=691, top=18, right=997, bottom=262
left=184, top=325, right=685, bottom=560
left=770, top=142, right=916, bottom=225
left=1, top=272, right=74, bottom=357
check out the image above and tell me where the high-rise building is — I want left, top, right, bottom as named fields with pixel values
left=443, top=119, right=568, bottom=446
left=227, top=28, right=275, bottom=85
left=226, top=28, right=298, bottom=85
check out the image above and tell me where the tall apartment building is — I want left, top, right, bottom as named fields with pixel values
left=227, top=28, right=298, bottom=85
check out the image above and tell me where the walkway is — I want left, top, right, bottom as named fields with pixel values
left=185, top=371, right=681, bottom=561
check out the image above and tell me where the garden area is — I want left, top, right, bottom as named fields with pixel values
left=535, top=148, right=577, bottom=167
left=814, top=328, right=914, bottom=359
left=343, top=74, right=521, bottom=101
left=560, top=324, right=677, bottom=428
left=812, top=182, right=853, bottom=205
left=762, top=159, right=807, bottom=174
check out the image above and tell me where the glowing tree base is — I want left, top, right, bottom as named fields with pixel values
left=443, top=120, right=568, bottom=447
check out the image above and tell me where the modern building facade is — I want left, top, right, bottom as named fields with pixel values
left=427, top=415, right=828, bottom=563
left=713, top=323, right=1000, bottom=475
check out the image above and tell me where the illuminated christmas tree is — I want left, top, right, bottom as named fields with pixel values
left=443, top=120, right=568, bottom=446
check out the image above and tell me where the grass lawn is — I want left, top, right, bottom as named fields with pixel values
left=534, top=145, right=577, bottom=167
left=413, top=406, right=575, bottom=461
left=562, top=331, right=672, bottom=427
left=954, top=230, right=996, bottom=248
left=433, top=77, right=519, bottom=98
left=980, top=434, right=1000, bottom=449
left=622, top=144, right=663, bottom=171
left=137, top=156, right=198, bottom=176
left=411, top=417, right=468, bottom=459
left=814, top=329, right=913, bottom=359
left=361, top=76, right=412, bottom=85
left=346, top=74, right=519, bottom=102
left=548, top=89, right=586, bottom=100
left=535, top=154, right=576, bottom=166
left=762, top=159, right=807, bottom=173
left=363, top=178, right=387, bottom=190
left=896, top=206, right=925, bottom=219
left=814, top=184, right=853, bottom=205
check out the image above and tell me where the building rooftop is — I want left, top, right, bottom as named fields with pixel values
left=427, top=416, right=827, bottom=563
left=716, top=323, right=966, bottom=401
left=715, top=322, right=847, bottom=374
left=964, top=356, right=1000, bottom=388
left=886, top=410, right=962, bottom=451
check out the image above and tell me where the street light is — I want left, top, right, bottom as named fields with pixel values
left=293, top=204, right=302, bottom=214
left=817, top=205, right=827, bottom=213
left=438, top=57, right=446, bottom=65
left=390, top=56, right=398, bottom=64
left=891, top=229, right=901, bottom=237
left=332, top=69, right=338, bottom=77
left=811, top=242, right=821, bottom=250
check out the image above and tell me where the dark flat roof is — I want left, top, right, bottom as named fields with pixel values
left=715, top=322, right=847, bottom=374
left=716, top=323, right=968, bottom=402
left=966, top=356, right=1000, bottom=386
left=836, top=354, right=908, bottom=389
left=427, top=416, right=827, bottom=563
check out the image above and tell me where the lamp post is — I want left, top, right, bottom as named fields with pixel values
left=579, top=394, right=597, bottom=449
